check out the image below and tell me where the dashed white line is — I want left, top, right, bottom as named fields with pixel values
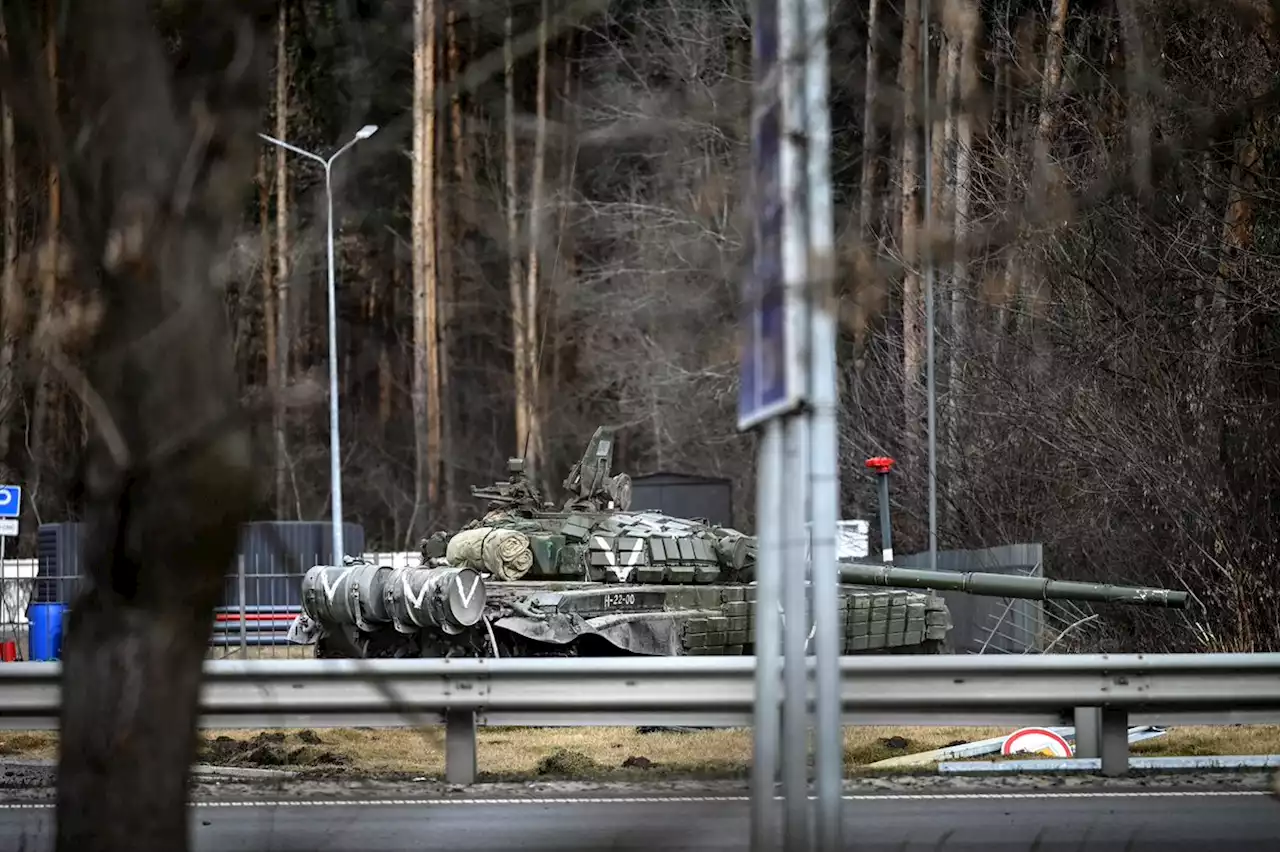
left=0, top=790, right=1271, bottom=810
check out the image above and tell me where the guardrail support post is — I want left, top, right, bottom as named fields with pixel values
left=1073, top=707, right=1101, bottom=759
left=1098, top=707, right=1129, bottom=777
left=445, top=710, right=477, bottom=785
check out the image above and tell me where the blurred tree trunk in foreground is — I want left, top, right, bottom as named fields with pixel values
left=0, top=1, right=272, bottom=849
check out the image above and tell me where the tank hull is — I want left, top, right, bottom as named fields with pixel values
left=303, top=575, right=952, bottom=659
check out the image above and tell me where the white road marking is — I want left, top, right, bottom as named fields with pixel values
left=0, top=790, right=1270, bottom=810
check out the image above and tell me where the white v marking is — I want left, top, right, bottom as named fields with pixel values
left=403, top=573, right=429, bottom=609
left=320, top=567, right=354, bottom=603
left=456, top=573, right=480, bottom=608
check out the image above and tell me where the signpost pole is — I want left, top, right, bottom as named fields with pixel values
left=799, top=0, right=841, bottom=845
left=0, top=486, right=22, bottom=656
left=778, top=0, right=813, bottom=846
left=746, top=0, right=836, bottom=847
left=751, top=421, right=783, bottom=851
left=746, top=1, right=786, bottom=847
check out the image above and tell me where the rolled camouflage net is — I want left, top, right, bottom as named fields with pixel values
left=446, top=526, right=534, bottom=581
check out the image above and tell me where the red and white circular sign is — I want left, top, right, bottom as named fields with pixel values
left=1001, top=727, right=1073, bottom=758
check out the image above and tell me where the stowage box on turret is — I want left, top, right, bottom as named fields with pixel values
left=289, top=426, right=1187, bottom=659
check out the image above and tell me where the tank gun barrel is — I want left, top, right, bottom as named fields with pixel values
left=837, top=562, right=1189, bottom=608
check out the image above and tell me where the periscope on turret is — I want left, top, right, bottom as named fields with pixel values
left=288, top=425, right=1188, bottom=659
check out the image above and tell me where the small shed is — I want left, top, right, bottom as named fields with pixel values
left=628, top=472, right=734, bottom=528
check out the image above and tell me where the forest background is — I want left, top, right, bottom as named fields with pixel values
left=2, top=0, right=1279, bottom=654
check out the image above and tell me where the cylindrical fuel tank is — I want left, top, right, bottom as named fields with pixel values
left=300, top=563, right=393, bottom=632
left=385, top=565, right=487, bottom=635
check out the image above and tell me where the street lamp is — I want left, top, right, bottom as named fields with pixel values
left=258, top=124, right=379, bottom=566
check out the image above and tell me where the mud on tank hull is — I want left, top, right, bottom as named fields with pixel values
left=296, top=564, right=952, bottom=659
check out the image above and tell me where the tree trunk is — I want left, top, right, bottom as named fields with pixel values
left=379, top=264, right=396, bottom=431
left=946, top=1, right=979, bottom=492
left=438, top=0, right=463, bottom=526
left=447, top=3, right=470, bottom=220
left=411, top=0, right=441, bottom=541
left=853, top=0, right=880, bottom=373
left=1014, top=0, right=1070, bottom=372
left=928, top=32, right=953, bottom=239
left=857, top=0, right=879, bottom=242
left=31, top=0, right=61, bottom=508
left=0, top=5, right=16, bottom=467
left=258, top=148, right=277, bottom=458
left=50, top=1, right=271, bottom=849
left=505, top=2, right=528, bottom=463
left=273, top=0, right=291, bottom=519
left=547, top=32, right=577, bottom=482
left=523, top=0, right=549, bottom=484
left=899, top=0, right=923, bottom=440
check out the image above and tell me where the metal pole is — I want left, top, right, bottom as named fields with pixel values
left=867, top=458, right=894, bottom=562
left=323, top=162, right=344, bottom=565
left=748, top=0, right=785, bottom=845
left=779, top=0, right=812, bottom=843
left=256, top=125, right=377, bottom=566
left=921, top=0, right=938, bottom=572
left=237, top=555, right=248, bottom=657
left=782, top=417, right=810, bottom=852
left=799, top=0, right=840, bottom=846
left=751, top=421, right=784, bottom=852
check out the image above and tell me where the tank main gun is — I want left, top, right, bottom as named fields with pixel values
left=837, top=561, right=1189, bottom=608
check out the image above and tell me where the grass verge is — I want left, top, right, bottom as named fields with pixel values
left=3, top=725, right=1280, bottom=781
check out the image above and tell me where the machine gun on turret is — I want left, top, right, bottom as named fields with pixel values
left=470, top=457, right=547, bottom=514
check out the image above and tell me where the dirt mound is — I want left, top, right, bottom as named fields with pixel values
left=535, top=748, right=599, bottom=776
left=199, top=731, right=348, bottom=768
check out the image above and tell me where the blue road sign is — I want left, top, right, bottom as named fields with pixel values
left=0, top=486, right=20, bottom=519
left=738, top=8, right=804, bottom=432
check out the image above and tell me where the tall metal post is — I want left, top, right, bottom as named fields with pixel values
left=781, top=417, right=810, bottom=852
left=257, top=125, right=378, bottom=564
left=779, top=0, right=814, bottom=845
left=867, top=457, right=894, bottom=562
left=237, top=555, right=248, bottom=657
left=322, top=160, right=344, bottom=564
left=743, top=0, right=836, bottom=846
left=746, top=0, right=786, bottom=843
left=800, top=0, right=841, bottom=846
left=751, top=422, right=784, bottom=851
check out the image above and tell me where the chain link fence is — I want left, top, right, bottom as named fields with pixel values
left=0, top=521, right=421, bottom=662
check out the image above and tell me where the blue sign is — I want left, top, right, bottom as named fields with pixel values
left=738, top=0, right=804, bottom=431
left=0, top=486, right=20, bottom=519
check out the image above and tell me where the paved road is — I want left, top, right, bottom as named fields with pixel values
left=0, top=790, right=1276, bottom=850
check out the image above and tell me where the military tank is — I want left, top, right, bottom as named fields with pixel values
left=289, top=426, right=1187, bottom=659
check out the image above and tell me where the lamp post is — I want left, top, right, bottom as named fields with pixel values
left=258, top=124, right=379, bottom=565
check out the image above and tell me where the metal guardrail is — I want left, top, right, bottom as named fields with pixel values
left=1, top=653, right=1278, bottom=784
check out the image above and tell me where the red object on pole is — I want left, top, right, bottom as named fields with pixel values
left=865, top=456, right=895, bottom=475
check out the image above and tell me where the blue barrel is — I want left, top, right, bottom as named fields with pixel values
left=29, top=602, right=66, bottom=661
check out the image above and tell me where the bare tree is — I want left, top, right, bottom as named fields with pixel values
left=0, top=4, right=16, bottom=468
left=273, top=0, right=292, bottom=519
left=412, top=0, right=443, bottom=537
left=0, top=1, right=275, bottom=848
